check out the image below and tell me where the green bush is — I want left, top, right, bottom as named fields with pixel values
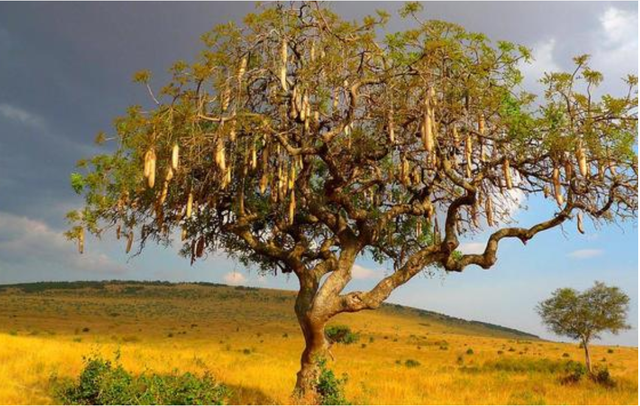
left=591, top=366, right=615, bottom=387
left=466, top=348, right=474, bottom=355
left=325, top=325, right=359, bottom=345
left=559, top=361, right=587, bottom=385
left=315, top=358, right=350, bottom=405
left=53, top=355, right=230, bottom=405
left=404, top=359, right=421, bottom=368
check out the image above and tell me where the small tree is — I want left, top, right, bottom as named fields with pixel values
left=65, top=2, right=637, bottom=396
left=537, top=282, right=630, bottom=373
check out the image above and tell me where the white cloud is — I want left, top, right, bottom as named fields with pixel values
left=600, top=8, right=637, bottom=45
left=351, top=264, right=381, bottom=280
left=0, top=103, right=45, bottom=129
left=458, top=242, right=486, bottom=255
left=589, top=7, right=637, bottom=95
left=519, top=38, right=561, bottom=93
left=0, top=211, right=127, bottom=278
left=567, top=249, right=604, bottom=259
left=223, top=271, right=247, bottom=285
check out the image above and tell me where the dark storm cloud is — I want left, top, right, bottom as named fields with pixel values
left=0, top=1, right=636, bottom=226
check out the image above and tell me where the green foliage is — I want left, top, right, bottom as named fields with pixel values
left=325, top=325, right=360, bottom=345
left=70, top=173, right=85, bottom=195
left=404, top=359, right=421, bottom=368
left=466, top=348, right=474, bottom=355
left=559, top=360, right=587, bottom=385
left=53, top=355, right=230, bottom=405
left=537, top=282, right=630, bottom=342
left=315, top=358, right=350, bottom=405
left=591, top=365, right=615, bottom=387
left=67, top=2, right=637, bottom=291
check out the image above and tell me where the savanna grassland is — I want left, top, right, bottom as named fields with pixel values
left=0, top=281, right=636, bottom=405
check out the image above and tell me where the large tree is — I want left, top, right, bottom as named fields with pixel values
left=66, top=2, right=638, bottom=396
left=537, top=282, right=630, bottom=374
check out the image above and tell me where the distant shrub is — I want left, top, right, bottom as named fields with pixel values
left=325, top=325, right=359, bottom=345
left=497, top=350, right=504, bottom=355
left=360, top=343, right=366, bottom=349
left=466, top=348, right=474, bottom=355
left=559, top=361, right=587, bottom=385
left=508, top=347, right=516, bottom=352
left=607, top=348, right=614, bottom=354
left=315, top=358, right=349, bottom=405
left=82, top=327, right=90, bottom=333
left=52, top=355, right=230, bottom=405
left=8, top=330, right=18, bottom=336
left=562, top=353, right=570, bottom=358
left=242, top=348, right=251, bottom=355
left=404, top=359, right=421, bottom=368
left=591, top=366, right=615, bottom=387
left=282, top=333, right=289, bottom=338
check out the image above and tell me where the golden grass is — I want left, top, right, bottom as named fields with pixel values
left=0, top=282, right=636, bottom=405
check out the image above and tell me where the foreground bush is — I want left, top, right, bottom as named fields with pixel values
left=52, top=355, right=230, bottom=405
left=325, top=325, right=360, bottom=345
left=315, top=358, right=350, bottom=405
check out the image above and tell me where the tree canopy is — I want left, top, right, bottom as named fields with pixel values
left=537, top=282, right=630, bottom=343
left=65, top=2, right=637, bottom=393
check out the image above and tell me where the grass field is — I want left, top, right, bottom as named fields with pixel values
left=0, top=281, right=636, bottom=405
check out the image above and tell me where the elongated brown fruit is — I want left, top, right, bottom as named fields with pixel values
left=401, top=157, right=410, bottom=186
left=260, top=173, right=268, bottom=194
left=503, top=158, right=513, bottom=189
left=576, top=143, right=587, bottom=177
left=553, top=167, right=564, bottom=206
left=288, top=190, right=296, bottom=225
left=465, top=135, right=473, bottom=178
left=388, top=110, right=395, bottom=143
left=577, top=212, right=585, bottom=234
left=221, top=86, right=230, bottom=112
left=564, top=160, right=573, bottom=181
left=171, top=144, right=179, bottom=170
left=423, top=108, right=434, bottom=152
left=237, top=56, right=247, bottom=82
left=478, top=115, right=486, bottom=135
left=181, top=227, right=187, bottom=241
left=186, top=192, right=193, bottom=218
left=196, top=237, right=205, bottom=258
left=147, top=158, right=156, bottom=188
left=251, top=145, right=257, bottom=170
left=485, top=197, right=494, bottom=227
left=215, top=140, right=226, bottom=172
left=126, top=231, right=133, bottom=254
left=116, top=224, right=121, bottom=240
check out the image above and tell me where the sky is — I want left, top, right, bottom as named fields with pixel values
left=0, top=2, right=637, bottom=346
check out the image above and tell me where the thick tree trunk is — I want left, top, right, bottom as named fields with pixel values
left=295, top=315, right=328, bottom=396
left=293, top=279, right=329, bottom=398
left=582, top=339, right=592, bottom=374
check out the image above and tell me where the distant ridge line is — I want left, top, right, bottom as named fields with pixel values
left=0, top=279, right=539, bottom=339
